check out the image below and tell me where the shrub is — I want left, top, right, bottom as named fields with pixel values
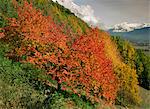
left=1, top=0, right=118, bottom=103
left=33, top=0, right=89, bottom=35
left=0, top=40, right=101, bottom=109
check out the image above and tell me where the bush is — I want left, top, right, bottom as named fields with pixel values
left=33, top=0, right=89, bottom=34
left=1, top=1, right=118, bottom=103
left=0, top=40, right=101, bottom=109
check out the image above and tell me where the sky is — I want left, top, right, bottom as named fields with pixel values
left=52, top=0, right=150, bottom=29
left=74, top=0, right=150, bottom=27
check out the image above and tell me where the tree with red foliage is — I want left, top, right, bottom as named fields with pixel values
left=2, top=0, right=119, bottom=103
left=70, top=29, right=119, bottom=102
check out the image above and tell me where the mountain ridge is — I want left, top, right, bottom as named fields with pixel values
left=109, top=22, right=150, bottom=32
left=109, top=27, right=150, bottom=43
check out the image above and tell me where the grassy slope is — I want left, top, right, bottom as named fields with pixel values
left=138, top=87, right=150, bottom=109
left=115, top=87, right=150, bottom=109
left=0, top=42, right=46, bottom=108
left=0, top=1, right=98, bottom=108
left=0, top=0, right=149, bottom=109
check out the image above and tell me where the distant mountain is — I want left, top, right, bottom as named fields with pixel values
left=109, top=27, right=150, bottom=43
left=109, top=22, right=150, bottom=32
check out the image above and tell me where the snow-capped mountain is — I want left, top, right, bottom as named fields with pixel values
left=109, top=26, right=150, bottom=43
left=109, top=22, right=150, bottom=32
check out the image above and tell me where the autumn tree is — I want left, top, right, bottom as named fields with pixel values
left=101, top=33, right=141, bottom=105
left=1, top=0, right=119, bottom=103
left=112, top=36, right=150, bottom=90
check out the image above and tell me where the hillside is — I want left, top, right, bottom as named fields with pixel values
left=0, top=0, right=149, bottom=109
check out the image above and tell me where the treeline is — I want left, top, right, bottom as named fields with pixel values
left=112, top=36, right=150, bottom=90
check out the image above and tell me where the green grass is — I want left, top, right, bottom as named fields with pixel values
left=0, top=42, right=46, bottom=108
left=127, top=86, right=150, bottom=109
left=115, top=86, right=150, bottom=109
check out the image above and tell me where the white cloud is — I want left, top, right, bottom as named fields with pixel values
left=52, top=0, right=99, bottom=27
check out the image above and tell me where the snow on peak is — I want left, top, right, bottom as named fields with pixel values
left=52, top=0, right=99, bottom=26
left=110, top=22, right=150, bottom=32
